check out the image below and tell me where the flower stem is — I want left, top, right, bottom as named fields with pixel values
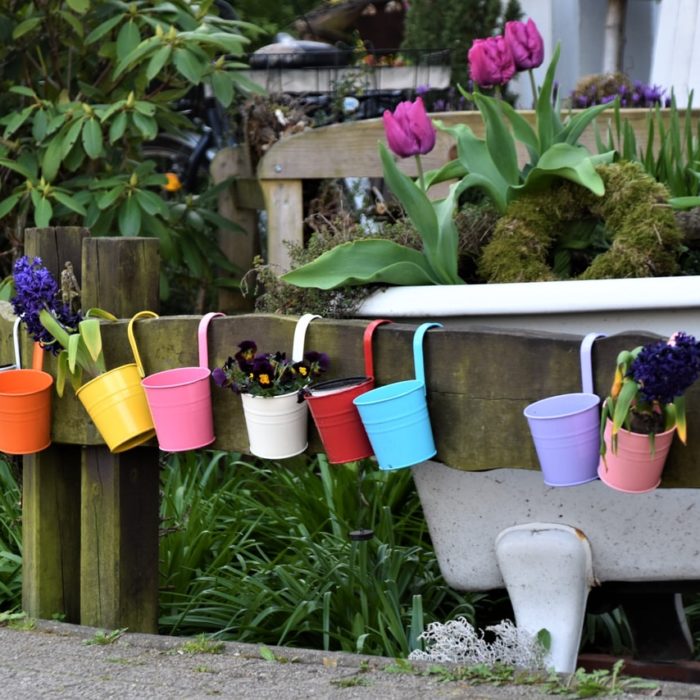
left=528, top=68, right=538, bottom=108
left=414, top=154, right=426, bottom=192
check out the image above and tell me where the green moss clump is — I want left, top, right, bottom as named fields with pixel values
left=478, top=161, right=683, bottom=283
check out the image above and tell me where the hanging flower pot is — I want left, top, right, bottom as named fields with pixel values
left=305, top=319, right=391, bottom=464
left=76, top=311, right=158, bottom=453
left=213, top=314, right=329, bottom=460
left=140, top=312, right=223, bottom=452
left=523, top=333, right=605, bottom=487
left=0, top=319, right=53, bottom=455
left=353, top=322, right=442, bottom=470
left=598, top=418, right=675, bottom=493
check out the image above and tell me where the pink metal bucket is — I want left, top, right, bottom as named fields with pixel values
left=305, top=319, right=391, bottom=464
left=141, top=312, right=223, bottom=452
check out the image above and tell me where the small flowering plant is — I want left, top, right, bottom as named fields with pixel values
left=602, top=332, right=700, bottom=455
left=11, top=256, right=117, bottom=396
left=212, top=340, right=329, bottom=399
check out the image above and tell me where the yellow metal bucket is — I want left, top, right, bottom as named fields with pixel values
left=76, top=311, right=158, bottom=453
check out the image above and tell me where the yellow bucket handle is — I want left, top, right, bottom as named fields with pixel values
left=127, top=310, right=159, bottom=378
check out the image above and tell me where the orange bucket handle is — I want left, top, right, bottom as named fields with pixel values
left=127, top=310, right=159, bottom=378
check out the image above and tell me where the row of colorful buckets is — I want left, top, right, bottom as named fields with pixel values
left=0, top=312, right=445, bottom=471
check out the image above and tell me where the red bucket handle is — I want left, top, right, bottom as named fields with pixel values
left=198, top=312, right=225, bottom=369
left=362, top=319, right=392, bottom=379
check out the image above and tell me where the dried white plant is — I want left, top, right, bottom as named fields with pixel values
left=408, top=617, right=546, bottom=670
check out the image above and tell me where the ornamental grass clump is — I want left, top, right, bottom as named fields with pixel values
left=212, top=340, right=329, bottom=398
left=602, top=331, right=700, bottom=454
left=11, top=256, right=117, bottom=396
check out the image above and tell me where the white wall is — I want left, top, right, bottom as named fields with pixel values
left=513, top=0, right=659, bottom=108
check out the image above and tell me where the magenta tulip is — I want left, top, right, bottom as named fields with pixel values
left=504, top=19, right=544, bottom=70
left=468, top=36, right=516, bottom=89
left=382, top=97, right=436, bottom=158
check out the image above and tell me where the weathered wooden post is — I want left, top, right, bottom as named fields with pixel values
left=79, top=237, right=160, bottom=632
left=22, top=227, right=89, bottom=622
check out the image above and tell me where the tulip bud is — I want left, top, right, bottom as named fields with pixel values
left=468, top=36, right=516, bottom=89
left=504, top=19, right=544, bottom=71
left=382, top=97, right=436, bottom=159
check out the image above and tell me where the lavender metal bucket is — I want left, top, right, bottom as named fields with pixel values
left=523, top=333, right=605, bottom=487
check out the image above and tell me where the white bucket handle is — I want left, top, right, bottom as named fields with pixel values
left=10, top=317, right=21, bottom=369
left=292, top=313, right=321, bottom=361
left=580, top=332, right=606, bottom=395
left=198, top=312, right=225, bottom=369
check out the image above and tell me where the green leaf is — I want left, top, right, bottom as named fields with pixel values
left=560, top=102, right=612, bottom=146
left=173, top=47, right=204, bottom=84
left=210, top=71, right=234, bottom=108
left=82, top=118, right=103, bottom=159
left=109, top=111, right=128, bottom=143
left=34, top=196, right=53, bottom=227
left=42, top=135, right=64, bottom=181
left=668, top=196, right=700, bottom=210
left=281, top=239, right=441, bottom=289
left=86, top=14, right=123, bottom=44
left=135, top=189, right=168, bottom=216
left=61, top=118, right=84, bottom=159
left=0, top=192, right=22, bottom=218
left=78, top=318, right=102, bottom=363
left=85, top=308, right=118, bottom=321
left=51, top=190, right=87, bottom=215
left=4, top=106, right=34, bottom=138
left=379, top=143, right=438, bottom=255
left=516, top=144, right=605, bottom=198
left=9, top=86, right=36, bottom=98
left=118, top=196, right=141, bottom=235
left=117, top=20, right=141, bottom=62
left=32, top=108, right=48, bottom=141
left=473, top=92, right=519, bottom=184
left=146, top=45, right=172, bottom=82
left=674, top=395, right=687, bottom=443
left=67, top=332, right=81, bottom=373
left=259, top=646, right=275, bottom=662
left=58, top=9, right=84, bottom=36
left=611, top=379, right=639, bottom=436
left=113, top=36, right=160, bottom=78
left=422, top=159, right=467, bottom=190
left=535, top=43, right=561, bottom=153
left=66, top=0, right=90, bottom=13
left=97, top=185, right=125, bottom=210
left=0, top=157, right=34, bottom=180
left=12, top=17, right=42, bottom=40
left=132, top=112, right=158, bottom=141
left=536, top=628, right=552, bottom=652
left=56, top=350, right=69, bottom=397
left=134, top=101, right=156, bottom=117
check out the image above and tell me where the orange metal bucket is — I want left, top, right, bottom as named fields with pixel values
left=0, top=320, right=53, bottom=454
left=76, top=311, right=157, bottom=453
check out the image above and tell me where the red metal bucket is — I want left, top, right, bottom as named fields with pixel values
left=305, top=319, right=390, bottom=464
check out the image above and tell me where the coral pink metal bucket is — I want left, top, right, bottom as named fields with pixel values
left=140, top=312, right=223, bottom=452
left=598, top=419, right=675, bottom=493
left=306, top=319, right=391, bottom=464
left=523, top=333, right=605, bottom=487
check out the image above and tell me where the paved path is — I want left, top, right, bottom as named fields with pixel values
left=1, top=621, right=700, bottom=699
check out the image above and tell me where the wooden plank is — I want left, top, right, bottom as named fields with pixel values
left=4, top=314, right=696, bottom=486
left=256, top=108, right=700, bottom=180
left=21, top=227, right=88, bottom=624
left=259, top=179, right=303, bottom=271
left=79, top=236, right=161, bottom=632
left=81, top=237, right=160, bottom=316
left=80, top=447, right=159, bottom=632
left=22, top=449, right=81, bottom=622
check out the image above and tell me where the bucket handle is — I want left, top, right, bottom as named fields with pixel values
left=412, top=322, right=443, bottom=395
left=127, top=310, right=160, bottom=378
left=9, top=317, right=44, bottom=371
left=292, top=313, right=321, bottom=362
left=362, top=319, right=392, bottom=379
left=580, top=332, right=606, bottom=395
left=198, top=312, right=225, bottom=369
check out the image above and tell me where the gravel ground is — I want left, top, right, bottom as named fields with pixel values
left=1, top=621, right=700, bottom=699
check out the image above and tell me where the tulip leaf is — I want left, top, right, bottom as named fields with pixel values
left=67, top=331, right=81, bottom=373
left=79, top=318, right=103, bottom=364
left=611, top=379, right=639, bottom=435
left=497, top=100, right=539, bottom=162
left=514, top=144, right=605, bottom=198
left=560, top=102, right=612, bottom=147
left=673, top=396, right=687, bottom=443
left=379, top=143, right=438, bottom=253
left=473, top=92, right=519, bottom=185
left=85, top=307, right=118, bottom=321
left=281, top=240, right=442, bottom=289
left=56, top=350, right=69, bottom=398
left=433, top=179, right=469, bottom=284
left=535, top=42, right=561, bottom=153
left=423, top=159, right=467, bottom=190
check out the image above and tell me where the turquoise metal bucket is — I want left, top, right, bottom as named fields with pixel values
left=353, top=322, right=442, bottom=470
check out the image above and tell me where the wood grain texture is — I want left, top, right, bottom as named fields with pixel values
left=259, top=179, right=303, bottom=271
left=5, top=314, right=698, bottom=487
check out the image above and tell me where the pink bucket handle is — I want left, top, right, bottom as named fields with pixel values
left=362, top=319, right=392, bottom=378
left=198, top=312, right=225, bottom=369
left=127, top=310, right=160, bottom=378
left=580, top=332, right=606, bottom=395
left=292, top=313, right=321, bottom=361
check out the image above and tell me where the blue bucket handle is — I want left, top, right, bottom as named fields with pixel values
left=579, top=332, right=606, bottom=395
left=413, top=322, right=443, bottom=394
